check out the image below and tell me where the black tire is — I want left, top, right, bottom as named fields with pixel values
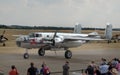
left=3, top=43, right=5, bottom=46
left=24, top=53, right=29, bottom=59
left=38, top=48, right=45, bottom=56
left=65, top=50, right=72, bottom=59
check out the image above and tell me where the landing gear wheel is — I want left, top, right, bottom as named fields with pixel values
left=65, top=50, right=72, bottom=59
left=3, top=43, right=5, bottom=46
left=24, top=53, right=29, bottom=59
left=38, top=48, right=45, bottom=56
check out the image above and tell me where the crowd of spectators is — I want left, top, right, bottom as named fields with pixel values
left=0, top=58, right=120, bottom=75
left=85, top=58, right=120, bottom=75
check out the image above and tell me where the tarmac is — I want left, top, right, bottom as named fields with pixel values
left=0, top=43, right=120, bottom=75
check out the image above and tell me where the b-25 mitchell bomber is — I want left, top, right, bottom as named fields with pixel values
left=14, top=24, right=112, bottom=59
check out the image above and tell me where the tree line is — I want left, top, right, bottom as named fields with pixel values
left=0, top=24, right=120, bottom=31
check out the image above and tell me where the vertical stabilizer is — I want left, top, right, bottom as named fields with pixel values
left=105, top=23, right=112, bottom=41
left=74, top=23, right=82, bottom=34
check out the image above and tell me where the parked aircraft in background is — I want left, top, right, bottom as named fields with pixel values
left=0, top=30, right=8, bottom=46
left=14, top=24, right=112, bottom=59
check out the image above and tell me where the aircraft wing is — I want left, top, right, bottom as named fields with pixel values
left=63, top=36, right=106, bottom=42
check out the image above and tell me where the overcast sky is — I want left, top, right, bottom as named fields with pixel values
left=0, top=0, right=120, bottom=28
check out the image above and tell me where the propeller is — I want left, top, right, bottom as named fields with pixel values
left=0, top=30, right=8, bottom=41
left=51, top=30, right=57, bottom=46
left=3, top=36, right=8, bottom=40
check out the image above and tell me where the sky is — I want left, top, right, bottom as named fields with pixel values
left=0, top=0, right=120, bottom=28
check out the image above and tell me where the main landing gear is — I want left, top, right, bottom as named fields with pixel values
left=3, top=43, right=6, bottom=46
left=65, top=50, right=72, bottom=59
left=23, top=48, right=72, bottom=59
left=38, top=48, right=72, bottom=59
left=38, top=48, right=45, bottom=56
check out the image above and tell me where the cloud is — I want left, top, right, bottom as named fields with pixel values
left=0, top=0, right=120, bottom=28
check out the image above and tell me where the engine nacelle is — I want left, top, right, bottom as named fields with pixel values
left=55, top=36, right=64, bottom=43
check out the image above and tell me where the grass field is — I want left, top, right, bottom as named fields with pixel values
left=0, top=29, right=120, bottom=49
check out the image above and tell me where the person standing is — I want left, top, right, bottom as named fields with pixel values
left=99, top=63, right=109, bottom=75
left=40, top=64, right=44, bottom=75
left=39, top=61, right=51, bottom=75
left=43, top=64, right=50, bottom=75
left=9, top=65, right=19, bottom=75
left=63, top=61, right=70, bottom=75
left=27, top=62, right=38, bottom=75
left=85, top=65, right=94, bottom=75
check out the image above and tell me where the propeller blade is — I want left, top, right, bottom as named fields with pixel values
left=0, top=30, right=8, bottom=41
left=52, top=30, right=57, bottom=40
left=2, top=30, right=5, bottom=36
left=0, top=30, right=5, bottom=39
left=3, top=37, right=8, bottom=40
left=52, top=30, right=57, bottom=46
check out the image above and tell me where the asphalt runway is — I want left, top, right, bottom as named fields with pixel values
left=0, top=43, right=120, bottom=75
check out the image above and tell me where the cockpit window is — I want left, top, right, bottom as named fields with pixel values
left=29, top=33, right=42, bottom=37
left=35, top=34, right=42, bottom=37
left=35, top=34, right=39, bottom=37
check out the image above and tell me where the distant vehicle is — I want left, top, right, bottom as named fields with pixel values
left=14, top=24, right=112, bottom=59
left=0, top=30, right=8, bottom=46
